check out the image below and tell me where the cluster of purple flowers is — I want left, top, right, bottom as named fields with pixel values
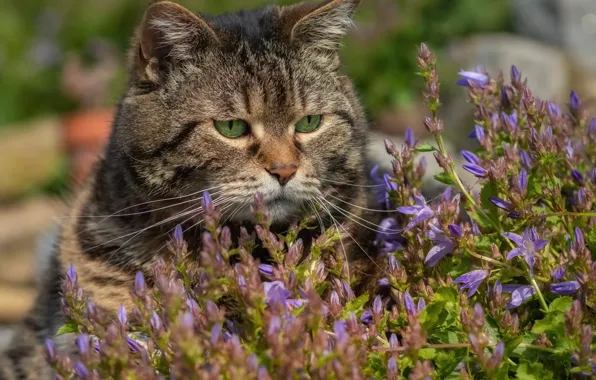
left=47, top=43, right=596, bottom=379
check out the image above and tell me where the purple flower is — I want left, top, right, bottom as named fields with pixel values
left=150, top=312, right=163, bottom=333
left=461, top=150, right=480, bottom=165
left=334, top=320, right=347, bottom=345
left=370, top=165, right=391, bottom=209
left=572, top=169, right=584, bottom=185
left=548, top=102, right=562, bottom=118
left=387, top=357, right=398, bottom=378
left=404, top=291, right=416, bottom=316
left=570, top=90, right=581, bottom=110
left=424, top=224, right=456, bottom=267
left=373, top=295, right=383, bottom=316
left=463, top=164, right=488, bottom=178
left=553, top=267, right=565, bottom=281
left=575, top=227, right=585, bottom=249
left=67, top=264, right=77, bottom=284
left=550, top=281, right=580, bottom=295
left=76, top=333, right=89, bottom=356
left=405, top=127, right=415, bottom=148
left=378, top=278, right=390, bottom=287
left=492, top=341, right=505, bottom=364
left=502, top=111, right=517, bottom=131
left=126, top=337, right=141, bottom=352
left=118, top=305, right=127, bottom=325
left=490, top=197, right=514, bottom=211
left=258, top=264, right=274, bottom=277
left=453, top=270, right=489, bottom=297
left=263, top=281, right=291, bottom=306
left=520, top=149, right=532, bottom=168
left=360, top=311, right=373, bottom=325
left=511, top=65, right=520, bottom=82
left=134, top=271, right=146, bottom=294
left=448, top=223, right=462, bottom=238
left=44, top=339, right=56, bottom=362
left=518, top=169, right=528, bottom=193
left=75, top=362, right=89, bottom=379
left=397, top=195, right=434, bottom=231
left=456, top=70, right=489, bottom=87
left=417, top=298, right=426, bottom=313
left=504, top=285, right=536, bottom=308
left=503, top=229, right=546, bottom=274
left=389, top=333, right=399, bottom=348
left=566, top=140, right=574, bottom=159
left=202, top=191, right=213, bottom=209
left=502, top=228, right=548, bottom=276
left=173, top=224, right=183, bottom=244
left=374, top=217, right=405, bottom=254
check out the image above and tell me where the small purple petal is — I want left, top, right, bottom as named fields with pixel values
left=396, top=206, right=418, bottom=215
left=550, top=281, right=580, bottom=295
left=553, top=267, right=565, bottom=281
left=258, top=264, right=274, bottom=277
left=511, top=65, right=520, bottom=82
left=404, top=291, right=416, bottom=316
left=456, top=70, right=489, bottom=87
left=67, top=264, right=77, bottom=284
left=417, top=297, right=426, bottom=312
left=507, top=285, right=536, bottom=308
left=506, top=248, right=524, bottom=260
left=463, top=164, right=488, bottom=178
left=575, top=227, right=585, bottom=248
left=461, top=150, right=480, bottom=165
left=424, top=242, right=454, bottom=267
left=118, top=305, right=127, bottom=325
left=520, top=149, right=532, bottom=168
left=75, top=362, right=89, bottom=379
left=448, top=224, right=462, bottom=238
left=572, top=169, right=584, bottom=184
left=518, top=169, right=528, bottom=192
left=501, top=232, right=524, bottom=246
left=490, top=197, right=513, bottom=211
left=570, top=90, right=581, bottom=110
left=405, top=127, right=415, bottom=148
left=360, top=311, right=373, bottom=325
left=134, top=271, right=146, bottom=294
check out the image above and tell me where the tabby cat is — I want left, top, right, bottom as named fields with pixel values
left=0, top=0, right=386, bottom=377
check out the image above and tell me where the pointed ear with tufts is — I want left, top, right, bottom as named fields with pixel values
left=133, top=1, right=218, bottom=83
left=281, top=0, right=360, bottom=53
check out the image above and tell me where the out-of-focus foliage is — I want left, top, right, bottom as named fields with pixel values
left=0, top=0, right=512, bottom=128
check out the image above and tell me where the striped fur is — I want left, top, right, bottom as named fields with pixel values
left=0, top=1, right=387, bottom=377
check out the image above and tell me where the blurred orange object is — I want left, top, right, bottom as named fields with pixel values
left=62, top=108, right=113, bottom=184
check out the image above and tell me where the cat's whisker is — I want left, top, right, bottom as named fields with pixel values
left=325, top=193, right=395, bottom=213
left=76, top=184, right=226, bottom=219
left=318, top=197, right=401, bottom=234
left=313, top=198, right=386, bottom=277
left=319, top=177, right=384, bottom=188
left=84, top=197, right=233, bottom=255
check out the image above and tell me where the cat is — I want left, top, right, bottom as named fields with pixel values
left=0, top=0, right=388, bottom=378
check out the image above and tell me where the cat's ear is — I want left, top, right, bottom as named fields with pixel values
left=134, top=1, right=218, bottom=82
left=282, top=0, right=360, bottom=52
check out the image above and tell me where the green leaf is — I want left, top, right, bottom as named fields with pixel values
left=549, top=296, right=573, bottom=313
left=479, top=181, right=502, bottom=229
left=419, top=348, right=437, bottom=360
left=433, top=172, right=455, bottom=185
left=414, top=143, right=437, bottom=152
left=341, top=293, right=369, bottom=318
left=504, top=336, right=524, bottom=357
left=434, top=287, right=459, bottom=304
left=587, top=227, right=596, bottom=256
left=435, top=349, right=467, bottom=377
left=516, top=362, right=554, bottom=380
left=56, top=321, right=80, bottom=336
left=531, top=313, right=565, bottom=334
left=419, top=301, right=447, bottom=331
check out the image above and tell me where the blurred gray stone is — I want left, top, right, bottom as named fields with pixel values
left=558, top=0, right=596, bottom=72
left=512, top=0, right=562, bottom=46
left=448, top=34, right=570, bottom=102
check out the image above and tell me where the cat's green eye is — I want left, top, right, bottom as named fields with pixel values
left=214, top=119, right=250, bottom=138
left=295, top=115, right=322, bottom=133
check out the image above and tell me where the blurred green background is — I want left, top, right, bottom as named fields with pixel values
left=0, top=0, right=512, bottom=127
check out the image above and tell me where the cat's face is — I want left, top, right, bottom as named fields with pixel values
left=110, top=0, right=367, bottom=224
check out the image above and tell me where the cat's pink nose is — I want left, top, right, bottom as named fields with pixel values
left=266, top=163, right=297, bottom=185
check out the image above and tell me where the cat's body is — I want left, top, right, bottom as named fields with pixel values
left=0, top=0, right=386, bottom=378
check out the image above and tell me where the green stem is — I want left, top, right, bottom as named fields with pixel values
left=531, top=211, right=596, bottom=219
left=530, top=276, right=549, bottom=312
left=373, top=342, right=563, bottom=354
left=466, top=251, right=549, bottom=282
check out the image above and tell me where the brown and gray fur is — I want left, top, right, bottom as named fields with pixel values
left=0, top=0, right=386, bottom=377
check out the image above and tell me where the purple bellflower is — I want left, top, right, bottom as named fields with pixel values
left=397, top=195, right=434, bottom=231
left=456, top=70, right=489, bottom=87
left=502, top=285, right=536, bottom=308
left=550, top=281, right=580, bottom=295
left=424, top=224, right=456, bottom=267
left=502, top=228, right=548, bottom=276
left=453, top=270, right=489, bottom=297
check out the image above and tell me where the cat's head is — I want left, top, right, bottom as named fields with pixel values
left=109, top=0, right=368, bottom=224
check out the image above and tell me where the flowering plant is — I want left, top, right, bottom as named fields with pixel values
left=45, top=44, right=596, bottom=379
